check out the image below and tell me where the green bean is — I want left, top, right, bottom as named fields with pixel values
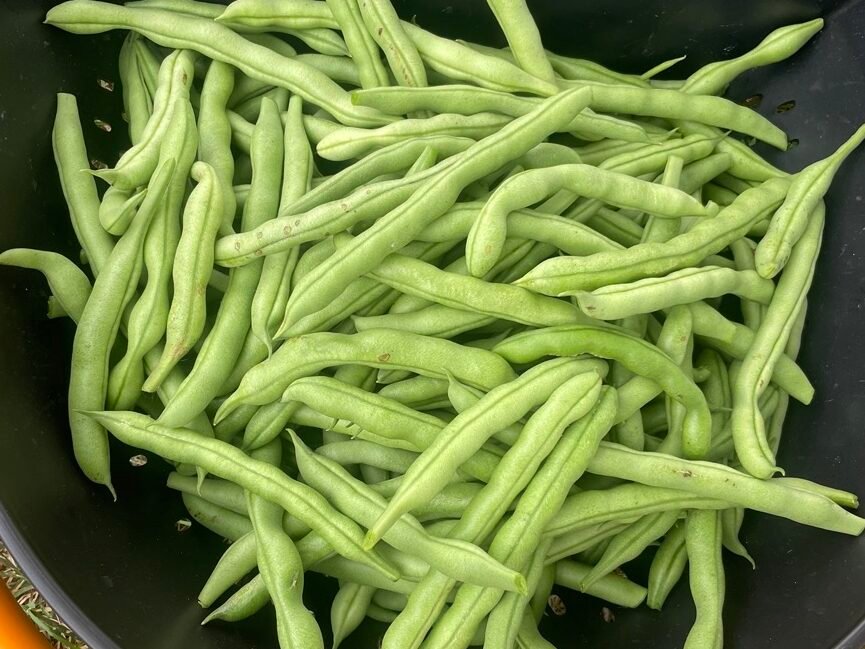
left=295, top=53, right=361, bottom=86
left=554, top=559, right=648, bottom=608
left=378, top=375, right=450, bottom=410
left=586, top=442, right=865, bottom=535
left=730, top=238, right=765, bottom=330
left=66, top=157, right=173, bottom=493
left=484, top=0, right=554, bottom=82
left=646, top=520, right=687, bottom=610
left=545, top=520, right=636, bottom=564
left=197, top=60, right=237, bottom=235
left=352, top=85, right=651, bottom=143
left=53, top=94, right=115, bottom=275
left=215, top=158, right=459, bottom=266
left=217, top=328, right=516, bottom=420
left=46, top=0, right=394, bottom=127
left=683, top=510, right=724, bottom=649
left=251, top=96, right=311, bottom=355
left=118, top=32, right=154, bottom=144
left=89, top=410, right=401, bottom=576
left=0, top=250, right=92, bottom=324
left=486, top=537, right=553, bottom=649
left=198, top=532, right=258, bottom=608
left=167, top=473, right=248, bottom=515
left=278, top=238, right=455, bottom=338
left=216, top=0, right=339, bottom=29
left=281, top=376, right=499, bottom=478
left=353, top=304, right=496, bottom=339
left=158, top=98, right=283, bottom=427
left=641, top=55, right=687, bottom=79
left=681, top=19, right=824, bottom=95
left=556, top=81, right=788, bottom=149
left=494, top=325, right=712, bottom=458
left=368, top=253, right=591, bottom=327
left=97, top=186, right=146, bottom=236
left=676, top=120, right=785, bottom=182
left=324, top=0, right=389, bottom=86
left=641, top=154, right=684, bottom=242
left=466, top=163, right=706, bottom=277
left=205, top=0, right=343, bottom=58
left=547, top=483, right=728, bottom=537
left=574, top=266, right=775, bottom=320
left=688, top=301, right=813, bottom=404
left=579, top=510, right=680, bottom=589
left=331, top=582, right=375, bottom=649
left=380, top=373, right=607, bottom=649
left=201, top=573, right=270, bottom=624
left=419, top=389, right=617, bottom=649
left=277, top=276, right=394, bottom=337
left=317, top=440, right=422, bottom=474
left=732, top=206, right=824, bottom=479
left=586, top=207, right=644, bottom=247
left=247, top=492, right=324, bottom=649
left=758, top=125, right=865, bottom=277
left=98, top=48, right=195, bottom=191
left=364, top=359, right=602, bottom=547
left=574, top=139, right=648, bottom=167
left=107, top=52, right=199, bottom=410
left=182, top=492, right=252, bottom=541
left=143, top=162, right=223, bottom=392
left=288, top=431, right=526, bottom=593
left=516, top=177, right=789, bottom=294
left=547, top=50, right=648, bottom=87
left=282, top=87, right=593, bottom=324
left=284, top=135, right=473, bottom=215
left=720, top=507, right=754, bottom=567
left=318, top=113, right=511, bottom=161
left=127, top=0, right=222, bottom=18
left=358, top=0, right=427, bottom=88
left=779, top=478, right=859, bottom=509
left=399, top=22, right=557, bottom=96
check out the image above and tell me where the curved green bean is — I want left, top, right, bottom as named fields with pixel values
left=66, top=157, right=173, bottom=492
left=0, top=249, right=92, bottom=323
left=757, top=124, right=865, bottom=278
left=646, top=520, right=687, bottom=610
left=575, top=266, right=775, bottom=320
left=88, top=410, right=401, bottom=577
left=288, top=431, right=526, bottom=593
left=159, top=98, right=283, bottom=427
left=494, top=325, right=712, bottom=458
left=682, top=510, right=724, bottom=649
left=143, top=161, right=223, bottom=392
left=732, top=206, right=824, bottom=478
left=46, top=0, right=395, bottom=127
left=516, top=177, right=789, bottom=294
left=681, top=19, right=824, bottom=95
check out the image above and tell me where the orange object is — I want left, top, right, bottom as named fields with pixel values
left=0, top=582, right=51, bottom=649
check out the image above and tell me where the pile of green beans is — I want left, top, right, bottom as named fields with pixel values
left=0, top=2, right=856, bottom=648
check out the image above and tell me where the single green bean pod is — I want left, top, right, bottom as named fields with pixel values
left=0, top=249, right=92, bottom=323
left=756, top=123, right=865, bottom=278
left=143, top=161, right=224, bottom=392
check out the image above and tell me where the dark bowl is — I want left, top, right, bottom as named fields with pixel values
left=2, top=1, right=865, bottom=648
